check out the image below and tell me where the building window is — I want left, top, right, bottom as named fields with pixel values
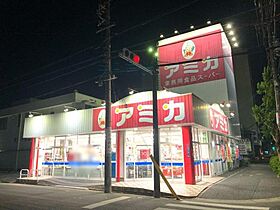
left=0, top=117, right=8, bottom=130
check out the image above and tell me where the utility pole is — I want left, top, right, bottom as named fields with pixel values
left=97, top=0, right=112, bottom=193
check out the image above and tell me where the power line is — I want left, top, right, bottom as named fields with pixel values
left=34, top=74, right=102, bottom=98
left=0, top=54, right=105, bottom=93
left=0, top=60, right=102, bottom=96
left=2, top=42, right=106, bottom=88
left=2, top=3, right=277, bottom=101
left=3, top=1, right=270, bottom=92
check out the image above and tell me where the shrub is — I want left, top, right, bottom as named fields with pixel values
left=269, top=155, right=280, bottom=176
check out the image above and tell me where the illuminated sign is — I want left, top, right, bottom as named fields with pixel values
left=158, top=26, right=226, bottom=89
left=92, top=94, right=194, bottom=131
left=209, top=108, right=229, bottom=134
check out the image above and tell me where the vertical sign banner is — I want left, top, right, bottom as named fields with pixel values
left=209, top=108, right=229, bottom=135
left=92, top=94, right=194, bottom=131
left=158, top=29, right=225, bottom=88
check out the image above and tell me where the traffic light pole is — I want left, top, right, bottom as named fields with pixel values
left=119, top=49, right=161, bottom=198
left=152, top=65, right=160, bottom=198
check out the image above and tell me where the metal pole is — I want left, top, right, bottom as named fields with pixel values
left=15, top=113, right=24, bottom=171
left=152, top=65, right=160, bottom=198
left=104, top=0, right=112, bottom=193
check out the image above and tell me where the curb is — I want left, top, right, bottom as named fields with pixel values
left=88, top=185, right=196, bottom=199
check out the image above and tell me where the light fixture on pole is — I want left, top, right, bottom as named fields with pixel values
left=148, top=47, right=154, bottom=53
left=174, top=29, right=179, bottom=34
left=190, top=25, right=195, bottom=30
left=207, top=20, right=211, bottom=25
left=159, top=34, right=164, bottom=38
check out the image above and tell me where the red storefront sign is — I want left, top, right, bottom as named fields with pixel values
left=209, top=108, right=229, bottom=134
left=92, top=94, right=194, bottom=131
left=158, top=30, right=225, bottom=88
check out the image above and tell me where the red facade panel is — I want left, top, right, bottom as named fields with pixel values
left=159, top=30, right=225, bottom=88
left=92, top=94, right=194, bottom=131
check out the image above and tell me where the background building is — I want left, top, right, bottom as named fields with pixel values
left=0, top=91, right=102, bottom=171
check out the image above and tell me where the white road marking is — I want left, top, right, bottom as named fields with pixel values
left=154, top=208, right=177, bottom=210
left=180, top=200, right=270, bottom=210
left=82, top=196, right=130, bottom=209
left=166, top=203, right=226, bottom=210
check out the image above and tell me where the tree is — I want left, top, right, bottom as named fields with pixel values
left=252, top=66, right=280, bottom=159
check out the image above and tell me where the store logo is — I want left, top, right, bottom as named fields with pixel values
left=97, top=109, right=106, bottom=129
left=182, top=40, right=196, bottom=60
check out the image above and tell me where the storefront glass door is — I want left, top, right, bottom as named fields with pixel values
left=125, top=129, right=153, bottom=179
left=160, top=127, right=184, bottom=180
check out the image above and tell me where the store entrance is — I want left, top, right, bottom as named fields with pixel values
left=160, top=127, right=184, bottom=180
left=125, top=129, right=153, bottom=179
left=124, top=127, right=184, bottom=181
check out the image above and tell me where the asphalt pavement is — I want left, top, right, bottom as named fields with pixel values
left=199, top=163, right=280, bottom=200
left=0, top=183, right=276, bottom=210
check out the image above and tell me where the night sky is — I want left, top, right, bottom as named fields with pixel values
left=0, top=0, right=264, bottom=109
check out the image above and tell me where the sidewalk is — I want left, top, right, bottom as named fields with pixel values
left=13, top=164, right=279, bottom=199
left=0, top=171, right=18, bottom=183
left=199, top=164, right=280, bottom=200
left=111, top=177, right=223, bottom=198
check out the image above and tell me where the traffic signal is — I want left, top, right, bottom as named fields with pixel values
left=119, top=48, right=152, bottom=75
left=122, top=48, right=140, bottom=64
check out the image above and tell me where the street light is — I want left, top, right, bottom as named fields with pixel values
left=148, top=47, right=154, bottom=53
left=233, top=42, right=239, bottom=47
left=207, top=20, right=211, bottom=25
left=174, top=29, right=179, bottom=34
left=190, top=25, right=195, bottom=30
left=231, top=37, right=237, bottom=41
left=160, top=34, right=164, bottom=38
